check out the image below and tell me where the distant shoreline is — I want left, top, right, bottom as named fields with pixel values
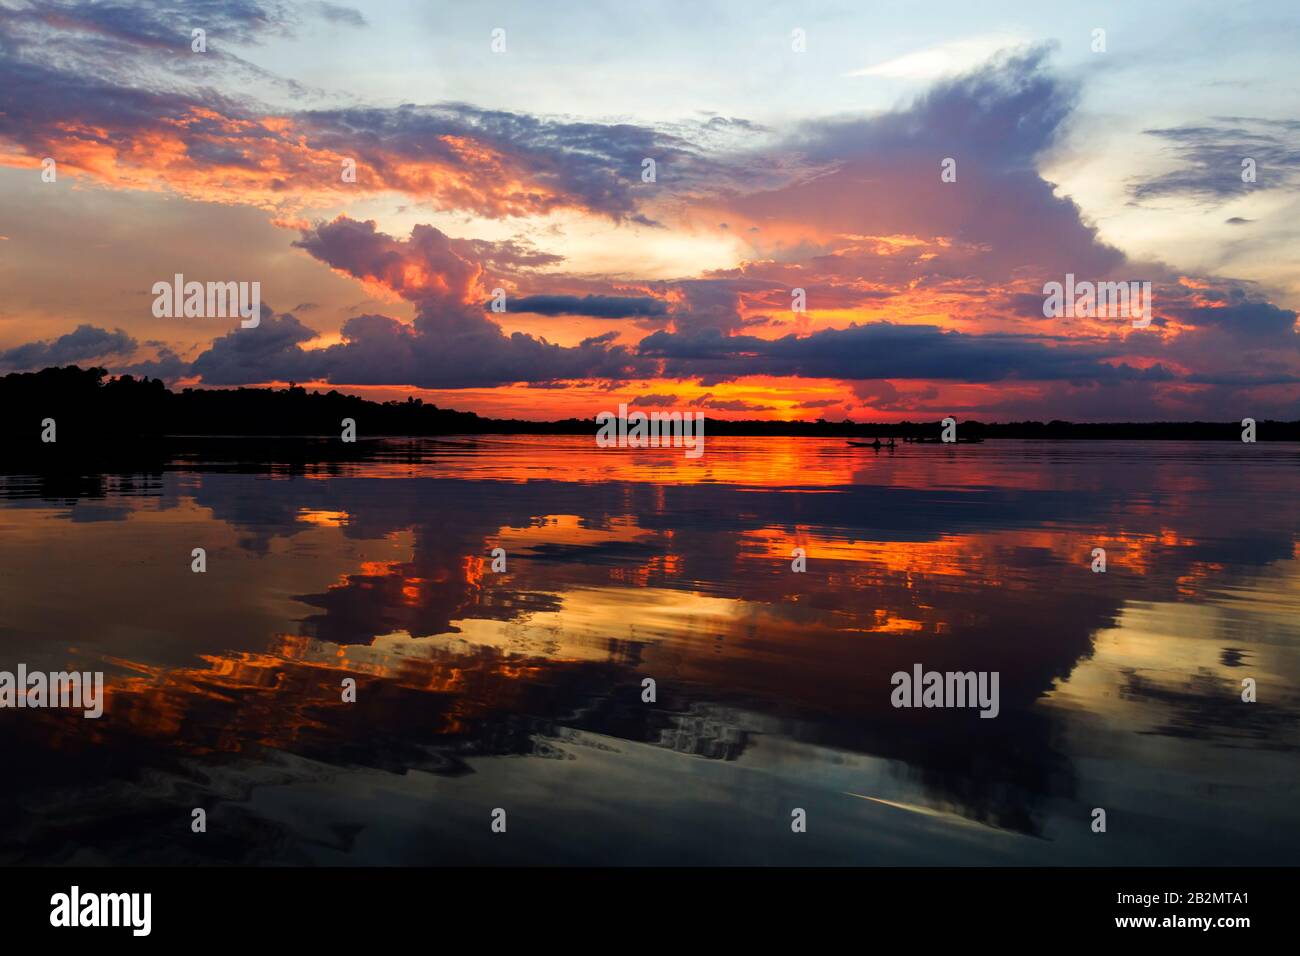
left=4, top=366, right=1299, bottom=447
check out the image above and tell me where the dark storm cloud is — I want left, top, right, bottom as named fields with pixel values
left=0, top=4, right=695, bottom=221
left=121, top=347, right=191, bottom=380
left=637, top=324, right=1176, bottom=385
left=1164, top=291, right=1298, bottom=338
left=0, top=324, right=137, bottom=371
left=9, top=0, right=263, bottom=51
left=296, top=103, right=701, bottom=222
left=188, top=224, right=654, bottom=388
left=13, top=0, right=365, bottom=48
left=700, top=397, right=777, bottom=412
left=1131, top=118, right=1300, bottom=202
left=0, top=326, right=188, bottom=382
left=726, top=45, right=1125, bottom=282
left=189, top=310, right=649, bottom=389
left=0, top=0, right=362, bottom=103
left=628, top=393, right=684, bottom=408
left=508, top=294, right=668, bottom=318
left=799, top=44, right=1076, bottom=169
left=189, top=307, right=320, bottom=384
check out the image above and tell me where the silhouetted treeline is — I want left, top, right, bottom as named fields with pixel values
left=2, top=367, right=1298, bottom=456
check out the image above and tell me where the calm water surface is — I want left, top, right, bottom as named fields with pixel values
left=1, top=437, right=1297, bottom=865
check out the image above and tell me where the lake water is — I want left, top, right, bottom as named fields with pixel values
left=1, top=437, right=1297, bottom=865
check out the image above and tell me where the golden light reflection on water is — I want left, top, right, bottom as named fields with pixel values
left=1, top=438, right=1298, bottom=864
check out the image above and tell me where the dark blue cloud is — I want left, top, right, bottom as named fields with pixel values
left=298, top=103, right=702, bottom=222
left=0, top=324, right=136, bottom=371
left=638, top=323, right=1177, bottom=385
left=725, top=45, right=1125, bottom=283
left=507, top=294, right=668, bottom=318
left=0, top=5, right=693, bottom=222
left=1132, top=118, right=1300, bottom=202
left=1166, top=291, right=1298, bottom=338
left=798, top=44, right=1077, bottom=170
left=189, top=307, right=319, bottom=384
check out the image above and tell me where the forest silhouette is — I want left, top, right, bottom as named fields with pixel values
left=3, top=367, right=1297, bottom=462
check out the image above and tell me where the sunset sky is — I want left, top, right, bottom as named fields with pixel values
left=1, top=0, right=1298, bottom=421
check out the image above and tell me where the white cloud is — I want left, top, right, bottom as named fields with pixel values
left=847, top=35, right=1028, bottom=80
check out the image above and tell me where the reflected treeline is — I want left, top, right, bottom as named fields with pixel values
left=1119, top=668, right=1299, bottom=749
left=1, top=438, right=1298, bottom=863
